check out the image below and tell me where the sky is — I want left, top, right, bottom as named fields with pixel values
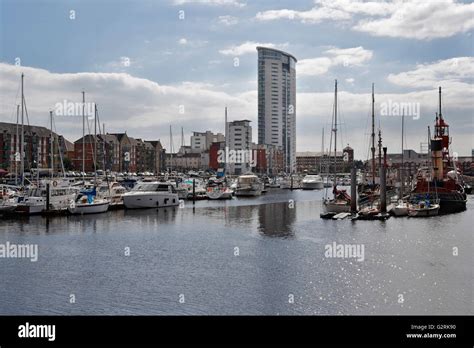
left=0, top=0, right=473, bottom=160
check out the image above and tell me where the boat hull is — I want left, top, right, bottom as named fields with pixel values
left=323, top=201, right=351, bottom=213
left=301, top=182, right=324, bottom=190
left=410, top=191, right=466, bottom=215
left=123, top=192, right=179, bottom=209
left=408, top=205, right=439, bottom=217
left=235, top=189, right=262, bottom=197
left=0, top=205, right=17, bottom=213
left=68, top=201, right=110, bottom=215
left=392, top=206, right=408, bottom=216
left=207, top=189, right=233, bottom=200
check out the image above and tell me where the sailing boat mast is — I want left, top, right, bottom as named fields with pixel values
left=20, top=73, right=25, bottom=187
left=400, top=110, right=405, bottom=198
left=378, top=129, right=382, bottom=173
left=82, top=91, right=85, bottom=177
left=50, top=111, right=54, bottom=179
left=224, top=106, right=228, bottom=174
left=94, top=104, right=98, bottom=182
left=15, top=104, right=19, bottom=186
left=333, top=79, right=338, bottom=190
left=371, top=83, right=375, bottom=186
left=169, top=125, right=173, bottom=172
left=320, top=127, right=324, bottom=173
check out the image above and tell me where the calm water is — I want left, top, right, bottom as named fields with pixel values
left=0, top=189, right=472, bottom=315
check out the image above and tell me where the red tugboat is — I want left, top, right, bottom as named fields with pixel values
left=411, top=87, right=467, bottom=214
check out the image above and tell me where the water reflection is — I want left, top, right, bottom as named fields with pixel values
left=257, top=202, right=296, bottom=238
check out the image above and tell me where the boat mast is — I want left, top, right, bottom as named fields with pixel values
left=371, top=83, right=375, bottom=186
left=94, top=104, right=98, bottom=182
left=333, top=79, right=337, bottom=190
left=20, top=73, right=25, bottom=187
left=378, top=129, right=382, bottom=174
left=400, top=110, right=404, bottom=198
left=169, top=125, right=173, bottom=172
left=50, top=110, right=54, bottom=179
left=320, top=127, right=324, bottom=174
left=225, top=106, right=228, bottom=174
left=82, top=91, right=85, bottom=177
left=15, top=104, right=19, bottom=186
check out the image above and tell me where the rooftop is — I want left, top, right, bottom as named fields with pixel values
left=256, top=46, right=298, bottom=63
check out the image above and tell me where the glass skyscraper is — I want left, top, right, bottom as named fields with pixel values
left=257, top=47, right=297, bottom=173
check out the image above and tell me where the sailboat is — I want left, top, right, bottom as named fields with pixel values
left=408, top=197, right=440, bottom=217
left=68, top=187, right=110, bottom=214
left=392, top=110, right=409, bottom=216
left=321, top=80, right=351, bottom=217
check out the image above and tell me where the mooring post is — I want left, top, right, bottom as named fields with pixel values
left=46, top=183, right=50, bottom=211
left=380, top=147, right=387, bottom=213
left=192, top=178, right=196, bottom=204
left=351, top=164, right=357, bottom=213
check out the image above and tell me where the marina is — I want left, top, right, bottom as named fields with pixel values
left=0, top=188, right=472, bottom=315
left=0, top=0, right=473, bottom=345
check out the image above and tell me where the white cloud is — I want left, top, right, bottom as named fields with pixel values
left=172, top=0, right=245, bottom=7
left=387, top=57, right=474, bottom=89
left=298, top=57, right=333, bottom=76
left=256, top=0, right=474, bottom=40
left=354, top=0, right=474, bottom=40
left=0, top=63, right=254, bottom=145
left=217, top=15, right=239, bottom=26
left=345, top=78, right=355, bottom=85
left=299, top=46, right=373, bottom=76
left=0, top=61, right=472, bottom=157
left=219, top=41, right=288, bottom=56
left=325, top=46, right=373, bottom=66
left=256, top=6, right=350, bottom=24
left=177, top=38, right=208, bottom=48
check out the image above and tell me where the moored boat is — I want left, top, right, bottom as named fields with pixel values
left=321, top=80, right=352, bottom=216
left=68, top=193, right=110, bottom=215
left=408, top=200, right=440, bottom=217
left=123, top=181, right=179, bottom=209
left=16, top=196, right=46, bottom=215
left=234, top=174, right=263, bottom=197
left=206, top=186, right=233, bottom=200
left=96, top=181, right=127, bottom=208
left=301, top=174, right=324, bottom=190
left=392, top=200, right=409, bottom=217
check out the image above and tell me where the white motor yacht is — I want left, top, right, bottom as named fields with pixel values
left=301, top=174, right=324, bottom=190
left=123, top=182, right=179, bottom=209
